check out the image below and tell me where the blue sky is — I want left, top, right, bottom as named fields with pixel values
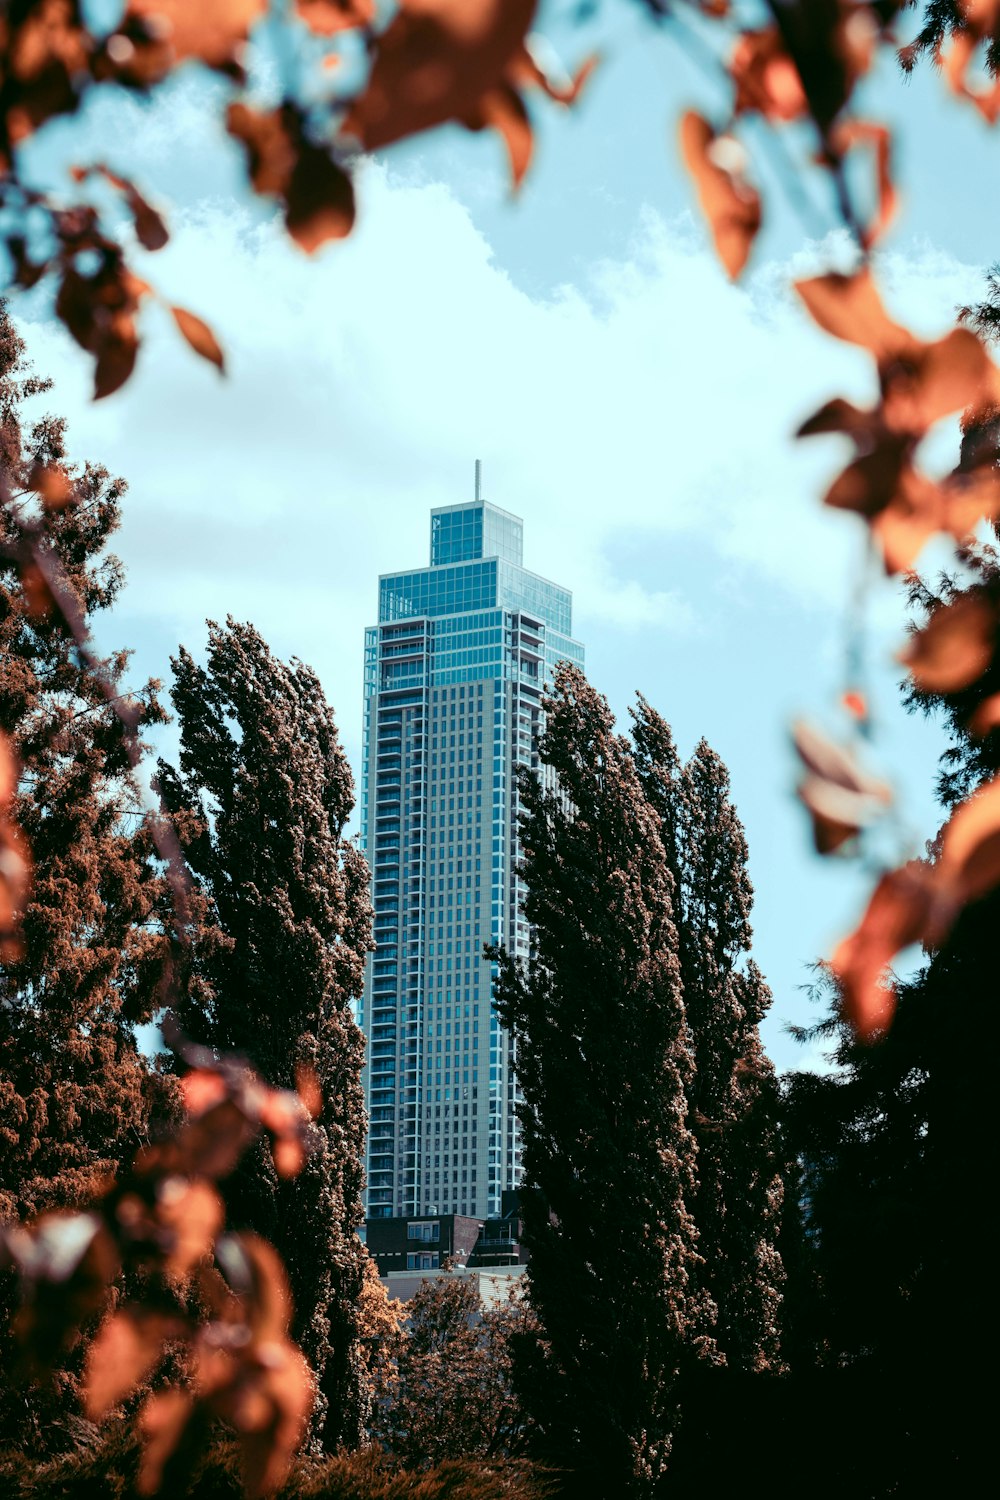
left=11, top=3, right=995, bottom=1072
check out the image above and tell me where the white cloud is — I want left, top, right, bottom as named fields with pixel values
left=14, top=162, right=979, bottom=1072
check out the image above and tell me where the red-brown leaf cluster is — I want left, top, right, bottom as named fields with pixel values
left=0, top=731, right=30, bottom=960
left=833, top=776, right=1000, bottom=1038
left=0, top=1043, right=320, bottom=1496
left=796, top=269, right=1000, bottom=573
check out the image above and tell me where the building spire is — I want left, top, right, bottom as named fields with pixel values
left=475, top=458, right=483, bottom=503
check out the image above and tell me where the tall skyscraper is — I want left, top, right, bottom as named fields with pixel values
left=360, top=467, right=584, bottom=1220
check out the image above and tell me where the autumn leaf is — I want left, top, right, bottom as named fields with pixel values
left=84, top=1308, right=177, bottom=1419
left=227, top=102, right=355, bottom=253
left=831, top=862, right=933, bottom=1039
left=793, top=719, right=892, bottom=853
left=730, top=27, right=808, bottom=121
left=900, top=595, right=996, bottom=694
left=295, top=0, right=374, bottom=33
left=125, top=0, right=266, bottom=72
left=27, top=461, right=75, bottom=509
left=171, top=307, right=225, bottom=371
left=794, top=268, right=908, bottom=358
left=157, top=1177, right=224, bottom=1276
left=830, top=119, right=897, bottom=248
left=679, top=112, right=761, bottom=279
left=940, top=0, right=1000, bottom=122
left=342, top=0, right=537, bottom=153
left=969, top=693, right=1000, bottom=736
left=937, top=772, right=1000, bottom=913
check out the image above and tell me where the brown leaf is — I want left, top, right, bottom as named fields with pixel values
left=941, top=2, right=1000, bottom=121
left=28, top=462, right=75, bottom=510
left=831, top=862, right=933, bottom=1040
left=882, top=328, right=992, bottom=434
left=900, top=595, right=995, bottom=695
left=295, top=0, right=374, bottom=33
left=0, top=735, right=17, bottom=808
left=94, top=320, right=139, bottom=399
left=137, top=1388, right=196, bottom=1497
left=227, top=103, right=355, bottom=253
left=730, top=27, right=808, bottom=120
left=938, top=772, right=1000, bottom=911
left=342, top=0, right=537, bottom=151
left=464, top=84, right=533, bottom=189
left=295, top=1063, right=322, bottom=1120
left=794, top=268, right=908, bottom=358
left=126, top=0, right=266, bottom=71
left=830, top=119, right=897, bottom=248
left=20, top=560, right=57, bottom=620
left=679, top=112, right=761, bottom=280
left=157, top=1178, right=224, bottom=1277
left=238, top=1344, right=313, bottom=1500
left=171, top=307, right=225, bottom=371
left=84, top=1309, right=175, bottom=1419
left=968, top=693, right=1000, bottom=737
left=793, top=719, right=892, bottom=853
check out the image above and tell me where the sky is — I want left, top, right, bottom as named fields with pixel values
left=10, top=2, right=997, bottom=1073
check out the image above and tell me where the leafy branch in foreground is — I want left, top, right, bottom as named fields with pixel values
left=1, top=1035, right=320, bottom=1499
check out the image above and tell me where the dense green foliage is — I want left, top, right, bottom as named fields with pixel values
left=157, top=620, right=374, bottom=1451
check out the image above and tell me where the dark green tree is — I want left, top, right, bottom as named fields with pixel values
left=157, top=619, right=373, bottom=1452
left=491, top=665, right=715, bottom=1498
left=632, top=708, right=784, bottom=1375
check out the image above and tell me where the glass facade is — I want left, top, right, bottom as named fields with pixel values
left=360, top=494, right=584, bottom=1220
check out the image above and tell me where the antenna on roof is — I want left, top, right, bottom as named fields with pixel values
left=474, top=458, right=483, bottom=503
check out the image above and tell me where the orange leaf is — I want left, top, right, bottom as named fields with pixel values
left=137, top=1388, right=195, bottom=1497
left=899, top=595, right=995, bottom=695
left=882, top=328, right=993, bottom=434
left=730, top=27, right=807, bottom=121
left=84, top=1309, right=175, bottom=1419
left=28, top=462, right=74, bottom=510
left=832, top=862, right=933, bottom=1040
left=171, top=307, right=225, bottom=371
left=466, top=84, right=532, bottom=189
left=938, top=772, right=1000, bottom=910
left=126, top=0, right=266, bottom=70
left=157, top=1177, right=224, bottom=1277
left=295, top=0, right=374, bottom=33
left=342, top=0, right=537, bottom=152
left=678, top=112, right=760, bottom=280
left=794, top=268, right=908, bottom=358
left=969, top=693, right=1000, bottom=736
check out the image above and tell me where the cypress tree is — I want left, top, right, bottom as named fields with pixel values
left=0, top=307, right=166, bottom=1447
left=632, top=712, right=784, bottom=1375
left=0, top=306, right=166, bottom=1225
left=491, top=665, right=715, bottom=1497
left=157, top=618, right=373, bottom=1451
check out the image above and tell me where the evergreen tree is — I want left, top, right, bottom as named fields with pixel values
left=782, top=538, right=1000, bottom=1494
left=491, top=665, right=714, bottom=1498
left=0, top=306, right=166, bottom=1224
left=632, top=709, right=784, bottom=1375
left=157, top=619, right=373, bottom=1451
left=0, top=306, right=166, bottom=1447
